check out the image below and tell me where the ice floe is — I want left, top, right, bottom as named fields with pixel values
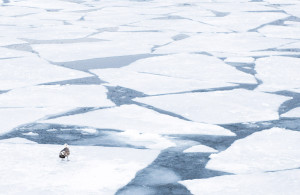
left=0, top=137, right=37, bottom=144
left=183, top=145, right=217, bottom=153
left=0, top=47, right=34, bottom=58
left=154, top=32, right=292, bottom=56
left=206, top=128, right=300, bottom=174
left=135, top=89, right=291, bottom=124
left=0, top=57, right=91, bottom=90
left=0, top=37, right=27, bottom=46
left=255, top=56, right=300, bottom=92
left=224, top=57, right=255, bottom=64
left=0, top=85, right=114, bottom=108
left=124, top=53, right=256, bottom=85
left=180, top=169, right=300, bottom=195
left=259, top=25, right=300, bottom=39
left=0, top=142, right=159, bottom=194
left=92, top=69, right=238, bottom=95
left=41, top=104, right=234, bottom=136
left=0, top=107, right=68, bottom=135
left=200, top=12, right=287, bottom=32
left=281, top=107, right=300, bottom=118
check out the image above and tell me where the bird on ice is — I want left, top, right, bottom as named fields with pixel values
left=59, top=143, right=70, bottom=160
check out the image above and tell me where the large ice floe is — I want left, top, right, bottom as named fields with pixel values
left=0, top=85, right=114, bottom=108
left=206, top=128, right=300, bottom=174
left=281, top=107, right=300, bottom=118
left=41, top=104, right=234, bottom=136
left=0, top=139, right=159, bottom=195
left=0, top=56, right=91, bottom=90
left=255, top=56, right=300, bottom=92
left=180, top=169, right=300, bottom=195
left=258, top=25, right=300, bottom=39
left=135, top=89, right=290, bottom=124
left=0, top=107, right=68, bottom=135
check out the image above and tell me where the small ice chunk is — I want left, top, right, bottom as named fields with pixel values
left=81, top=128, right=98, bottom=134
left=0, top=56, right=91, bottom=90
left=92, top=68, right=238, bottom=95
left=41, top=104, right=234, bottom=136
left=22, top=132, right=39, bottom=136
left=0, top=137, right=36, bottom=144
left=183, top=145, right=217, bottom=153
left=135, top=89, right=290, bottom=124
left=281, top=107, right=300, bottom=118
left=180, top=169, right=300, bottom=195
left=206, top=128, right=300, bottom=174
left=259, top=25, right=300, bottom=39
left=255, top=56, right=300, bottom=92
left=0, top=143, right=159, bottom=194
left=0, top=85, right=114, bottom=108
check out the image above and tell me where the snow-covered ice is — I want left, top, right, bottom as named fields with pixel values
left=0, top=56, right=91, bottom=90
left=92, top=68, right=238, bottom=95
left=259, top=25, right=300, bottom=39
left=41, top=104, right=234, bottom=136
left=135, top=89, right=290, bottom=124
left=224, top=57, right=255, bottom=64
left=0, top=141, right=159, bottom=195
left=183, top=145, right=217, bottom=153
left=0, top=85, right=114, bottom=108
left=180, top=169, right=300, bottom=195
left=255, top=56, right=300, bottom=92
left=206, top=128, right=300, bottom=174
left=281, top=107, right=300, bottom=118
left=124, top=54, right=256, bottom=85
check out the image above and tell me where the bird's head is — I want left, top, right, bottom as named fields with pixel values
left=64, top=143, right=69, bottom=148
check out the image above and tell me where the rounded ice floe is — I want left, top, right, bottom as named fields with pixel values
left=206, top=128, right=300, bottom=174
left=124, top=53, right=256, bottom=85
left=0, top=85, right=115, bottom=107
left=255, top=56, right=300, bottom=92
left=135, top=89, right=291, bottom=124
left=41, top=104, right=235, bottom=136
left=183, top=145, right=217, bottom=153
left=0, top=143, right=159, bottom=194
left=281, top=107, right=300, bottom=118
left=180, top=169, right=300, bottom=195
left=0, top=56, right=92, bottom=90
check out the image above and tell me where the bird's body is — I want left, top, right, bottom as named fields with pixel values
left=59, top=144, right=70, bottom=160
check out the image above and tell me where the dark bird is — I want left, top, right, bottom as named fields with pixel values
left=59, top=143, right=70, bottom=160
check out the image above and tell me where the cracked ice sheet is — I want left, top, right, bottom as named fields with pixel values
left=0, top=142, right=159, bottom=195
left=0, top=47, right=34, bottom=59
left=197, top=2, right=275, bottom=12
left=206, top=128, right=300, bottom=174
left=0, top=85, right=114, bottom=108
left=180, top=169, right=300, bottom=195
left=259, top=25, right=300, bottom=39
left=199, top=12, right=288, bottom=32
left=281, top=107, right=300, bottom=118
left=32, top=40, right=153, bottom=62
left=41, top=104, right=234, bottom=136
left=92, top=69, right=238, bottom=95
left=0, top=57, right=91, bottom=90
left=0, top=5, right=43, bottom=16
left=124, top=53, right=256, bottom=85
left=0, top=107, right=69, bottom=135
left=134, top=89, right=291, bottom=124
left=255, top=56, right=300, bottom=92
left=0, top=37, right=27, bottom=46
left=154, top=32, right=292, bottom=56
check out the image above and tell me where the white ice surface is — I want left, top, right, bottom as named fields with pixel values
left=154, top=33, right=292, bottom=55
left=92, top=68, right=238, bottom=95
left=135, top=89, right=290, bottom=124
left=206, top=128, right=300, bottom=174
left=180, top=169, right=300, bottom=195
left=224, top=57, right=255, bottom=64
left=0, top=85, right=114, bottom=108
left=0, top=56, right=91, bottom=90
left=0, top=37, right=27, bottom=46
left=281, top=107, right=300, bottom=118
left=41, top=104, right=234, bottom=136
left=0, top=47, right=34, bottom=58
left=259, top=25, right=300, bottom=39
left=255, top=56, right=300, bottom=92
left=32, top=41, right=152, bottom=62
left=0, top=107, right=69, bottom=135
left=124, top=54, right=256, bottom=85
left=0, top=142, right=159, bottom=195
left=0, top=137, right=37, bottom=144
left=280, top=41, right=300, bottom=49
left=183, top=145, right=217, bottom=153
left=200, top=12, right=287, bottom=32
